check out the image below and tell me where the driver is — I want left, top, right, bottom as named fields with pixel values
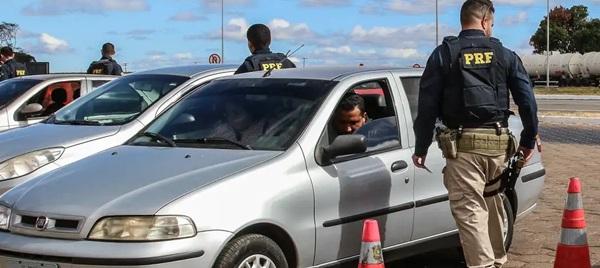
left=333, top=93, right=368, bottom=135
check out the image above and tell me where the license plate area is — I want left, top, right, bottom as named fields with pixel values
left=7, top=259, right=58, bottom=268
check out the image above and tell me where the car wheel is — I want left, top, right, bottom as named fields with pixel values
left=502, top=194, right=515, bottom=251
left=214, top=234, right=288, bottom=268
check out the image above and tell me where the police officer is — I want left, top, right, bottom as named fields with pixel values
left=234, top=24, right=296, bottom=74
left=87, top=43, right=123, bottom=76
left=0, top=46, right=27, bottom=81
left=412, top=1, right=540, bottom=267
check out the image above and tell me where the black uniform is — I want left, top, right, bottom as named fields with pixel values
left=0, top=59, right=28, bottom=81
left=414, top=29, right=538, bottom=156
left=87, top=56, right=123, bottom=76
left=234, top=48, right=296, bottom=74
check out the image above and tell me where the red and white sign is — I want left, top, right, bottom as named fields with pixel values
left=209, top=53, right=222, bottom=64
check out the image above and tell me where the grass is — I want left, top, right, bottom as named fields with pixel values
left=535, top=87, right=600, bottom=95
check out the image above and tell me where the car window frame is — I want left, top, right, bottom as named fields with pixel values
left=15, top=79, right=84, bottom=121
left=315, top=77, right=404, bottom=166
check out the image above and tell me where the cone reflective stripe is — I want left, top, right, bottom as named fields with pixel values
left=554, top=177, right=591, bottom=268
left=358, top=220, right=384, bottom=268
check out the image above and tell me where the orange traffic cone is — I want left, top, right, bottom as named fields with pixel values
left=554, top=177, right=591, bottom=268
left=358, top=219, right=385, bottom=268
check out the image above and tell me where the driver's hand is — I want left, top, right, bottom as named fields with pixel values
left=412, top=154, right=427, bottom=169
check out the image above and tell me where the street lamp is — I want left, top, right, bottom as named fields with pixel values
left=435, top=0, right=439, bottom=46
left=221, top=0, right=225, bottom=64
left=546, top=0, right=550, bottom=88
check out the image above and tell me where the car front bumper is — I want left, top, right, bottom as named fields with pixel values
left=0, top=230, right=232, bottom=267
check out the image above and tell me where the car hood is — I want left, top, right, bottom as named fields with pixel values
left=4, top=145, right=279, bottom=219
left=0, top=123, right=121, bottom=162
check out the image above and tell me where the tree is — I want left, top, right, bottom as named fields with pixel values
left=530, top=5, right=600, bottom=54
left=0, top=22, right=36, bottom=63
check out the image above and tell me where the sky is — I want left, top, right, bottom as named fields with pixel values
left=4, top=0, right=600, bottom=72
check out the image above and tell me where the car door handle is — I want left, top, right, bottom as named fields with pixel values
left=391, top=160, right=408, bottom=172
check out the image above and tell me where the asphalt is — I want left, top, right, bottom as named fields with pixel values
left=534, top=95, right=600, bottom=113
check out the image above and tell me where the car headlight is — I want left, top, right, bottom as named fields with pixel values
left=88, top=216, right=196, bottom=241
left=0, top=205, right=11, bottom=231
left=0, top=148, right=64, bottom=181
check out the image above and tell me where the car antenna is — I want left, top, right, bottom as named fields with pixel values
left=263, top=44, right=304, bottom=78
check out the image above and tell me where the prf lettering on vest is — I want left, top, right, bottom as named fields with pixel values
left=464, top=52, right=494, bottom=65
left=92, top=69, right=104, bottom=75
left=16, top=70, right=26, bottom=76
left=261, top=63, right=284, bottom=71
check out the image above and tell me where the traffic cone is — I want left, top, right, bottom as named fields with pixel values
left=358, top=219, right=385, bottom=268
left=554, top=177, right=591, bottom=268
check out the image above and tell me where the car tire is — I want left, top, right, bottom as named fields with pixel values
left=502, top=194, right=515, bottom=251
left=214, top=234, right=288, bottom=268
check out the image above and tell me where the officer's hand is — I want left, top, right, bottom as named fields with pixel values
left=519, top=146, right=534, bottom=163
left=412, top=154, right=427, bottom=169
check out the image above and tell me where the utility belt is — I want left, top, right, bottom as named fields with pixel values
left=435, top=124, right=518, bottom=159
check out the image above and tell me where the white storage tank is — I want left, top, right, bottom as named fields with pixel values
left=521, top=53, right=584, bottom=78
left=582, top=52, right=600, bottom=77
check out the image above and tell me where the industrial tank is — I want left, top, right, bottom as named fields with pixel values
left=582, top=52, right=600, bottom=77
left=522, top=53, right=584, bottom=78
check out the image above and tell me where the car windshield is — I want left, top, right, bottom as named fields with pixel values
left=0, top=79, right=43, bottom=108
left=130, top=78, right=337, bottom=151
left=49, top=74, right=189, bottom=126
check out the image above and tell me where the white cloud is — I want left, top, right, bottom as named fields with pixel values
left=362, top=0, right=538, bottom=15
left=198, top=18, right=317, bottom=44
left=169, top=11, right=206, bottom=22
left=22, top=0, right=149, bottom=16
left=350, top=23, right=456, bottom=48
left=174, top=52, right=194, bottom=60
left=300, top=0, right=351, bottom=7
left=503, top=11, right=529, bottom=26
left=131, top=51, right=201, bottom=70
left=385, top=48, right=422, bottom=59
left=22, top=33, right=72, bottom=54
left=202, top=0, right=252, bottom=10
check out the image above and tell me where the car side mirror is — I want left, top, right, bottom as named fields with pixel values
left=20, top=103, right=44, bottom=115
left=321, top=134, right=367, bottom=164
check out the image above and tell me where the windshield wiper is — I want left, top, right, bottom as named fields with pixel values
left=173, top=137, right=252, bottom=150
left=53, top=120, right=103, bottom=126
left=136, top=132, right=177, bottom=147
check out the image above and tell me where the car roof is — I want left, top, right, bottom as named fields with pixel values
left=228, top=66, right=424, bottom=81
left=9, top=74, right=118, bottom=81
left=133, top=64, right=238, bottom=78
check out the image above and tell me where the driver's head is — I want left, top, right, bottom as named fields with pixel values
left=224, top=98, right=253, bottom=131
left=51, top=88, right=67, bottom=103
left=333, top=93, right=367, bottom=135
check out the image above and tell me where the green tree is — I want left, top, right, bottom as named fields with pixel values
left=530, top=5, right=600, bottom=54
left=0, top=22, right=36, bottom=63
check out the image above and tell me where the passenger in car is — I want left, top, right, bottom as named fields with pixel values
left=211, top=98, right=268, bottom=145
left=43, top=88, right=68, bottom=115
left=332, top=93, right=368, bottom=135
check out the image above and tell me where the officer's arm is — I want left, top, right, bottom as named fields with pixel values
left=114, top=64, right=123, bottom=76
left=507, top=51, right=539, bottom=149
left=234, top=61, right=251, bottom=75
left=414, top=47, right=444, bottom=156
left=86, top=64, right=93, bottom=74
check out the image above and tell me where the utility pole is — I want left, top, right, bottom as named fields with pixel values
left=435, top=0, right=439, bottom=46
left=221, top=0, right=225, bottom=64
left=302, top=57, right=307, bottom=68
left=546, top=0, right=550, bottom=88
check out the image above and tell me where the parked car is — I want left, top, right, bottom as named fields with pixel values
left=0, top=65, right=235, bottom=194
left=0, top=67, right=545, bottom=268
left=0, top=74, right=116, bottom=132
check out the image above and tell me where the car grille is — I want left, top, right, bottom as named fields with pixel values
left=10, top=211, right=84, bottom=239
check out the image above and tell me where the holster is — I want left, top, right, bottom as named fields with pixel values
left=435, top=127, right=458, bottom=159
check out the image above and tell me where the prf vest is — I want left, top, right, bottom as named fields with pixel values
left=441, top=35, right=509, bottom=128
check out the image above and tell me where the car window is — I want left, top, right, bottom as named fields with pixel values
left=91, top=80, right=111, bottom=89
left=132, top=79, right=337, bottom=151
left=20, top=80, right=82, bottom=119
left=0, top=79, right=42, bottom=108
left=327, top=79, right=401, bottom=153
left=50, top=74, right=188, bottom=126
left=401, top=77, right=421, bottom=121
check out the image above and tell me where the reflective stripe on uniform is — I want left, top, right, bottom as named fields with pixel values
left=358, top=242, right=384, bottom=264
left=560, top=228, right=588, bottom=246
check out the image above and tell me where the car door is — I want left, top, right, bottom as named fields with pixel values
left=306, top=74, right=415, bottom=265
left=9, top=79, right=84, bottom=127
left=395, top=75, right=456, bottom=240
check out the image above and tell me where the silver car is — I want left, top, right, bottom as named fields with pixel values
left=0, top=74, right=116, bottom=132
left=0, top=67, right=545, bottom=268
left=0, top=65, right=235, bottom=194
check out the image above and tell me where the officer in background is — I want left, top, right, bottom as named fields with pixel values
left=87, top=43, right=123, bottom=76
left=0, top=46, right=27, bottom=81
left=234, top=24, right=296, bottom=74
left=412, top=1, right=540, bottom=267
